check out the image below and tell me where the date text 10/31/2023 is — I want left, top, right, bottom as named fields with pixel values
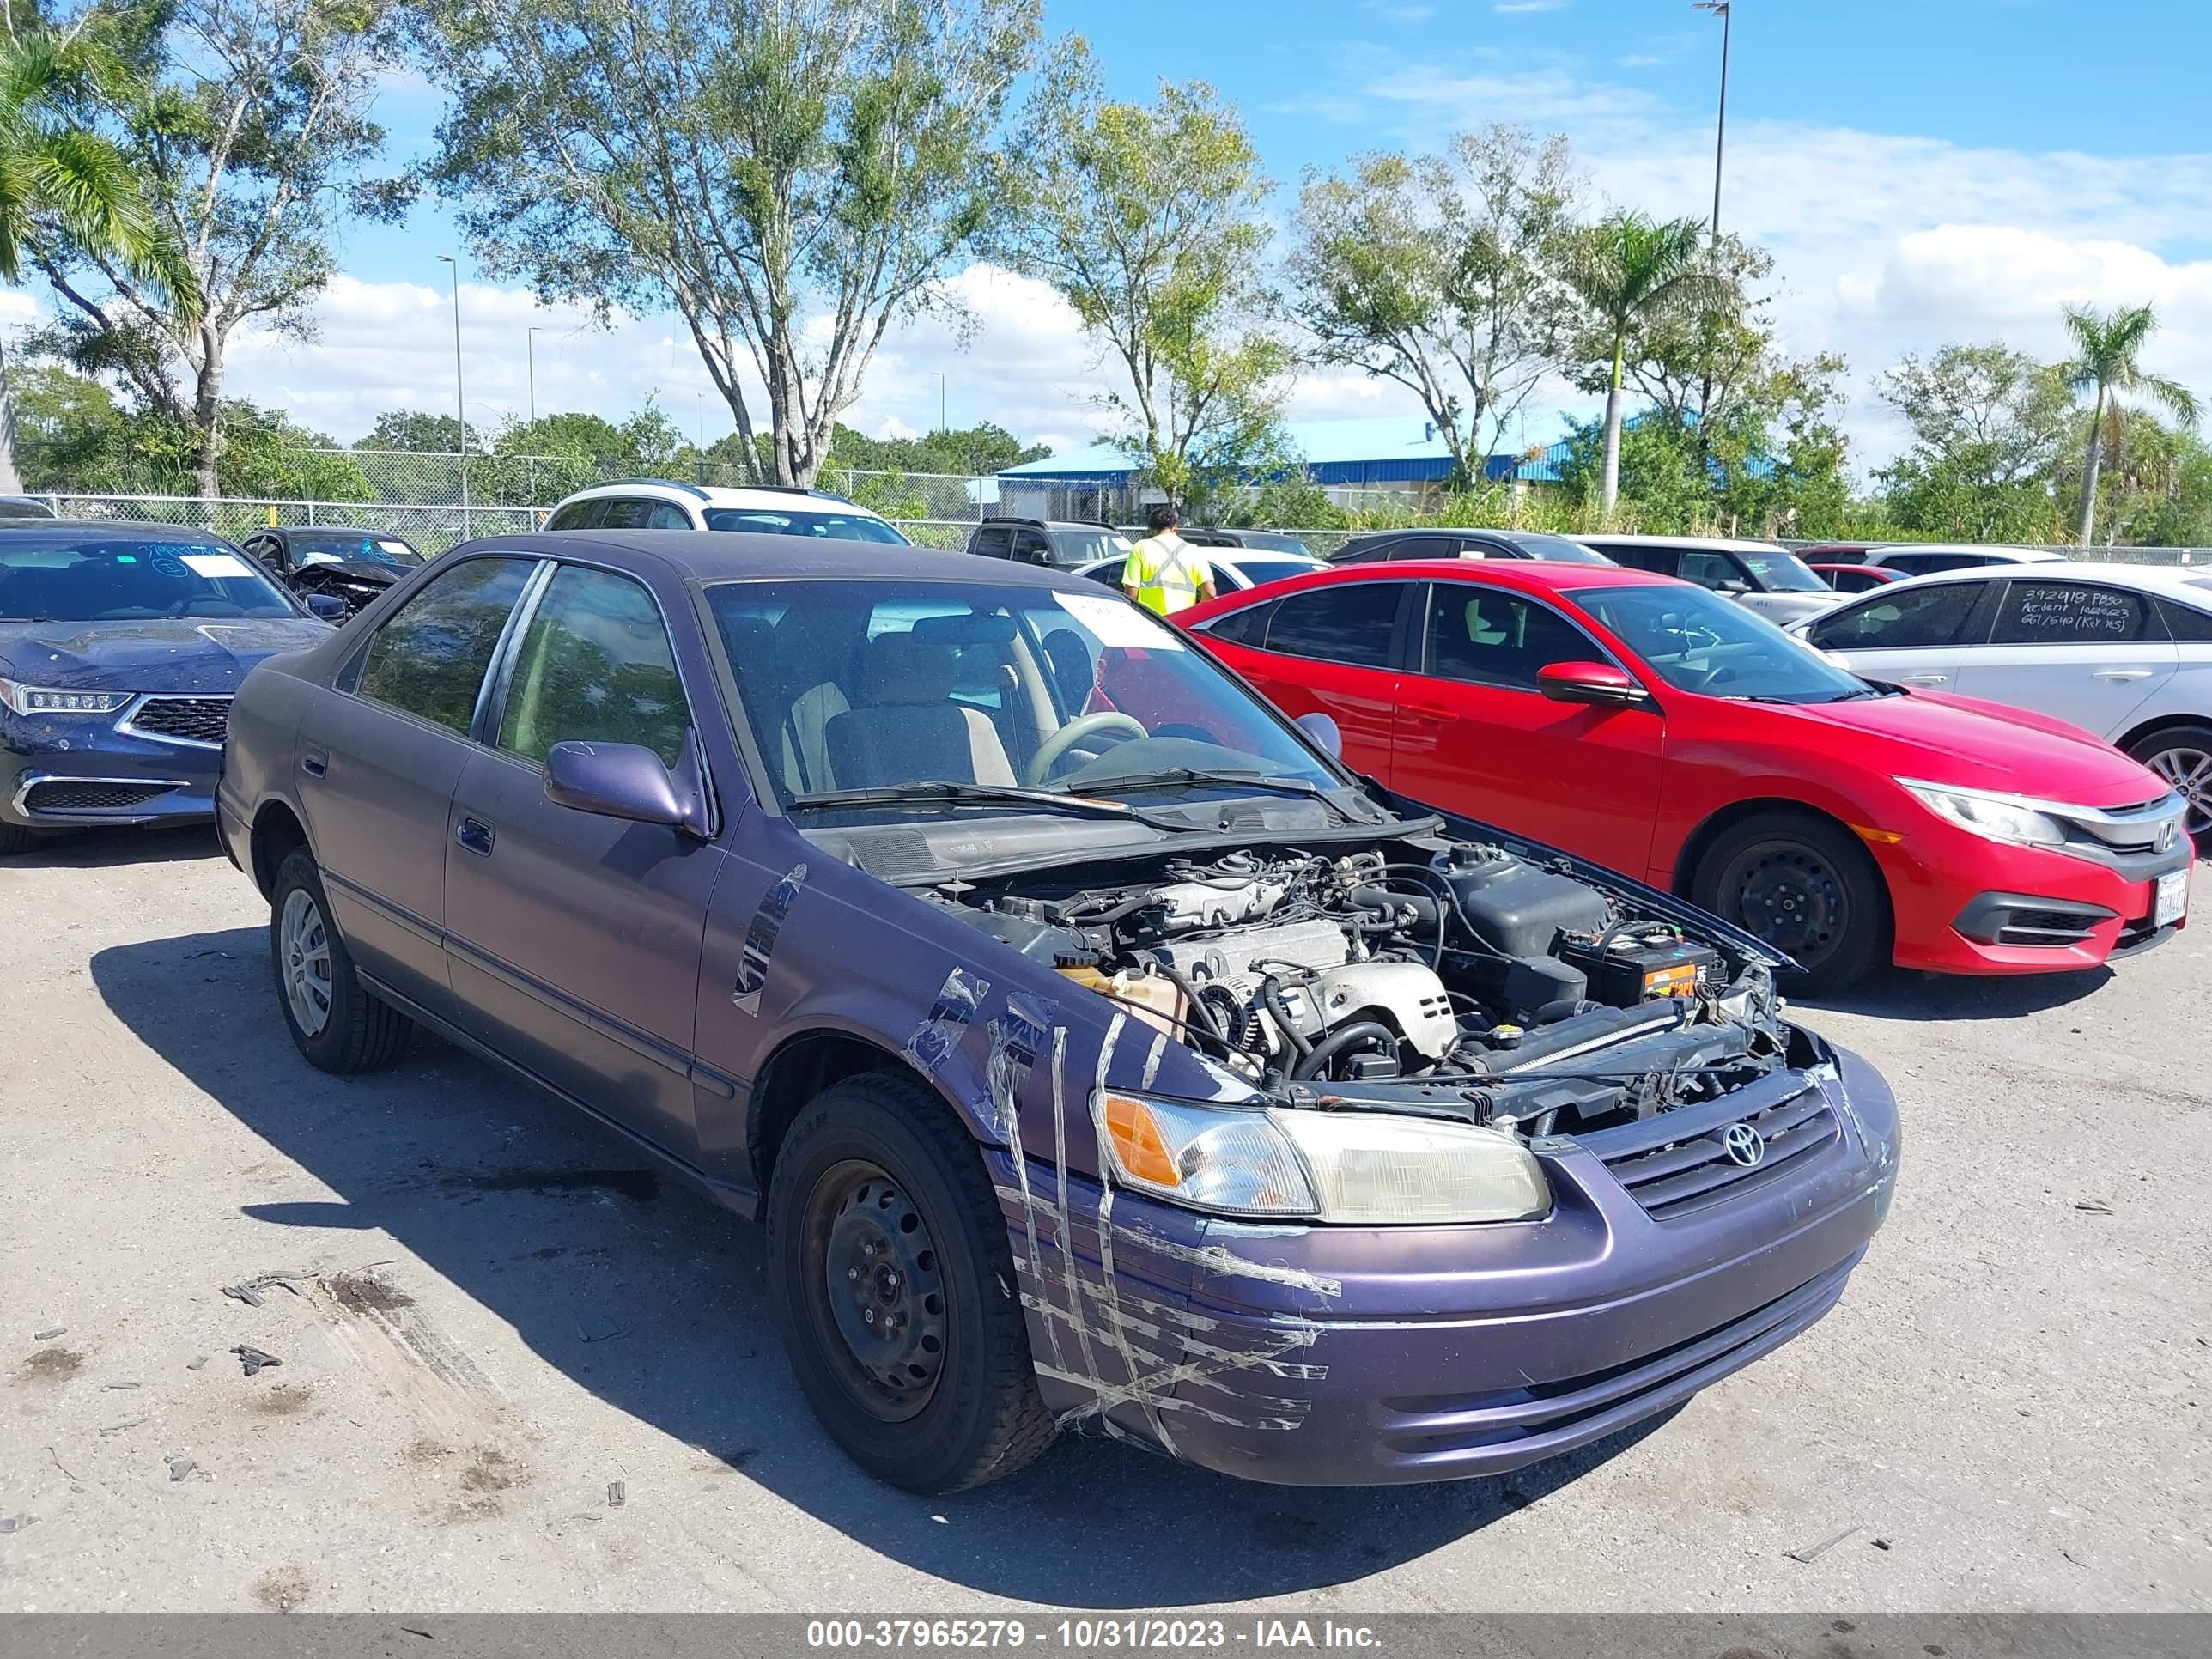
left=805, top=1619, right=1384, bottom=1650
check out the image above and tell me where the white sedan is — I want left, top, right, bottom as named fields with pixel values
left=1074, top=548, right=1324, bottom=596
left=1796, top=561, right=2212, bottom=841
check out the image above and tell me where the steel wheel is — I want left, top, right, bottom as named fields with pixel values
left=279, top=886, right=333, bottom=1037
left=1726, top=840, right=1850, bottom=971
left=2144, top=743, right=2212, bottom=842
left=805, top=1160, right=949, bottom=1423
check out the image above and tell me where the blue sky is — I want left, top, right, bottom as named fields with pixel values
left=85, top=0, right=2212, bottom=465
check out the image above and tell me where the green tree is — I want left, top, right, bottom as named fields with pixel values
left=823, top=419, right=1048, bottom=477
left=413, top=0, right=1042, bottom=488
left=2058, top=301, right=2198, bottom=546
left=1875, top=343, right=2072, bottom=542
left=1289, top=125, right=1577, bottom=484
left=1561, top=212, right=1723, bottom=518
left=356, top=410, right=474, bottom=453
left=998, top=56, right=1291, bottom=504
left=28, top=0, right=405, bottom=498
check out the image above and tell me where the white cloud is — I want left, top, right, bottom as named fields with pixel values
left=1494, top=1, right=1570, bottom=13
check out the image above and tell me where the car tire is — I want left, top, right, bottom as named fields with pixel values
left=0, top=822, right=40, bottom=855
left=269, top=848, right=414, bottom=1073
left=1693, top=810, right=1890, bottom=995
left=2124, top=722, right=2212, bottom=845
left=766, top=1070, right=1054, bottom=1493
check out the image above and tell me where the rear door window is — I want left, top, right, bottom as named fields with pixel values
left=355, top=556, right=538, bottom=734
left=596, top=498, right=653, bottom=531
left=1389, top=535, right=1454, bottom=562
left=1261, top=581, right=1405, bottom=669
left=1990, top=580, right=2156, bottom=645
left=1604, top=544, right=1681, bottom=576
left=969, top=526, right=1012, bottom=558
left=643, top=501, right=693, bottom=530
left=547, top=499, right=607, bottom=531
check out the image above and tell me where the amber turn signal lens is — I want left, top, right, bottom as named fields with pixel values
left=1104, top=1093, right=1181, bottom=1188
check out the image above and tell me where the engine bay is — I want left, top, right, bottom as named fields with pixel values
left=934, top=835, right=1800, bottom=1139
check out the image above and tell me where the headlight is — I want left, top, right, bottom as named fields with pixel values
left=1898, top=779, right=2067, bottom=848
left=0, top=678, right=134, bottom=716
left=1097, top=1091, right=1551, bottom=1225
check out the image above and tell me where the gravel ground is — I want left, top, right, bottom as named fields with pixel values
left=1, top=825, right=2206, bottom=1615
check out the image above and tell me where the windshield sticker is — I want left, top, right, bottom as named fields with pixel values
left=730, top=862, right=807, bottom=1015
left=149, top=551, right=190, bottom=580
left=1054, top=591, right=1186, bottom=652
left=182, top=552, right=254, bottom=580
left=375, top=541, right=411, bottom=557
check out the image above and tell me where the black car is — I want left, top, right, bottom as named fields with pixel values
left=1, top=520, right=335, bottom=854
left=0, top=496, right=58, bottom=522
left=1182, top=526, right=1315, bottom=556
left=239, top=526, right=428, bottom=619
left=964, top=516, right=1131, bottom=568
left=1328, top=527, right=1611, bottom=565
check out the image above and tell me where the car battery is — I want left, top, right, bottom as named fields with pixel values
left=1559, top=930, right=1721, bottom=1006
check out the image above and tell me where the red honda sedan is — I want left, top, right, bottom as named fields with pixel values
left=1176, top=561, right=2193, bottom=990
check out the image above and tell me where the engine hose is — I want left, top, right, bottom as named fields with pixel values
left=1291, top=1020, right=1395, bottom=1083
left=1259, top=975, right=1312, bottom=1062
left=1154, top=960, right=1228, bottom=1044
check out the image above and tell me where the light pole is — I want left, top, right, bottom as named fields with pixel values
left=526, top=326, right=551, bottom=429
left=1694, top=1, right=1732, bottom=246
left=933, top=371, right=946, bottom=434
left=437, top=255, right=469, bottom=508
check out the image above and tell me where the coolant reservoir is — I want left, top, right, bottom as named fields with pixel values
left=1057, top=964, right=1186, bottom=1039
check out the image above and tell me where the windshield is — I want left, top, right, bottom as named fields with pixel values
left=702, top=507, right=910, bottom=544
left=1047, top=528, right=1132, bottom=565
left=0, top=532, right=301, bottom=622
left=290, top=531, right=422, bottom=567
left=1227, top=532, right=1310, bottom=556
left=1737, top=550, right=1826, bottom=592
left=1508, top=533, right=1611, bottom=565
left=706, top=578, right=1346, bottom=810
left=1571, top=582, right=1872, bottom=702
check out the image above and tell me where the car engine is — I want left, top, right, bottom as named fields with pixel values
left=939, top=837, right=1790, bottom=1137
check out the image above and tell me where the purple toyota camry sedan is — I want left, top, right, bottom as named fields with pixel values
left=217, top=531, right=1899, bottom=1492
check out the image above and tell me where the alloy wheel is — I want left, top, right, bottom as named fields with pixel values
left=279, top=887, right=333, bottom=1037
left=2145, top=744, right=2212, bottom=842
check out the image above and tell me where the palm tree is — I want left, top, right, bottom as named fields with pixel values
left=1564, top=212, right=1725, bottom=517
left=0, top=21, right=193, bottom=489
left=2060, top=301, right=2197, bottom=546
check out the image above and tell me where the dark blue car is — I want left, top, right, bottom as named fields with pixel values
left=1, top=520, right=337, bottom=854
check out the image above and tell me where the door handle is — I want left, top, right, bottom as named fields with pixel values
left=301, top=746, right=328, bottom=777
left=2092, top=668, right=2154, bottom=681
left=1401, top=701, right=1454, bottom=724
left=1897, top=673, right=1948, bottom=686
left=455, top=817, right=495, bottom=856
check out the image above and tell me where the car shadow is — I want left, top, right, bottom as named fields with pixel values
left=92, top=924, right=1670, bottom=1607
left=1796, top=963, right=2114, bottom=1021
left=8, top=822, right=224, bottom=869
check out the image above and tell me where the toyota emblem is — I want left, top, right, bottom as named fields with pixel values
left=1722, top=1123, right=1765, bottom=1167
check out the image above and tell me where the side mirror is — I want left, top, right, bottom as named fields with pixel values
left=544, top=737, right=711, bottom=836
left=1535, top=661, right=1652, bottom=708
left=306, top=592, right=348, bottom=622
left=1715, top=578, right=1752, bottom=595
left=1295, top=710, right=1343, bottom=757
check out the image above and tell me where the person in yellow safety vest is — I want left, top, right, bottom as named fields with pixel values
left=1121, top=503, right=1216, bottom=616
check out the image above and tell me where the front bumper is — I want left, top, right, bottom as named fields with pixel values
left=1871, top=817, right=2192, bottom=975
left=1, top=711, right=222, bottom=831
left=999, top=1044, right=1899, bottom=1486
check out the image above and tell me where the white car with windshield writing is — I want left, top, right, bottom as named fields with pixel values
left=1796, top=562, right=2212, bottom=842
